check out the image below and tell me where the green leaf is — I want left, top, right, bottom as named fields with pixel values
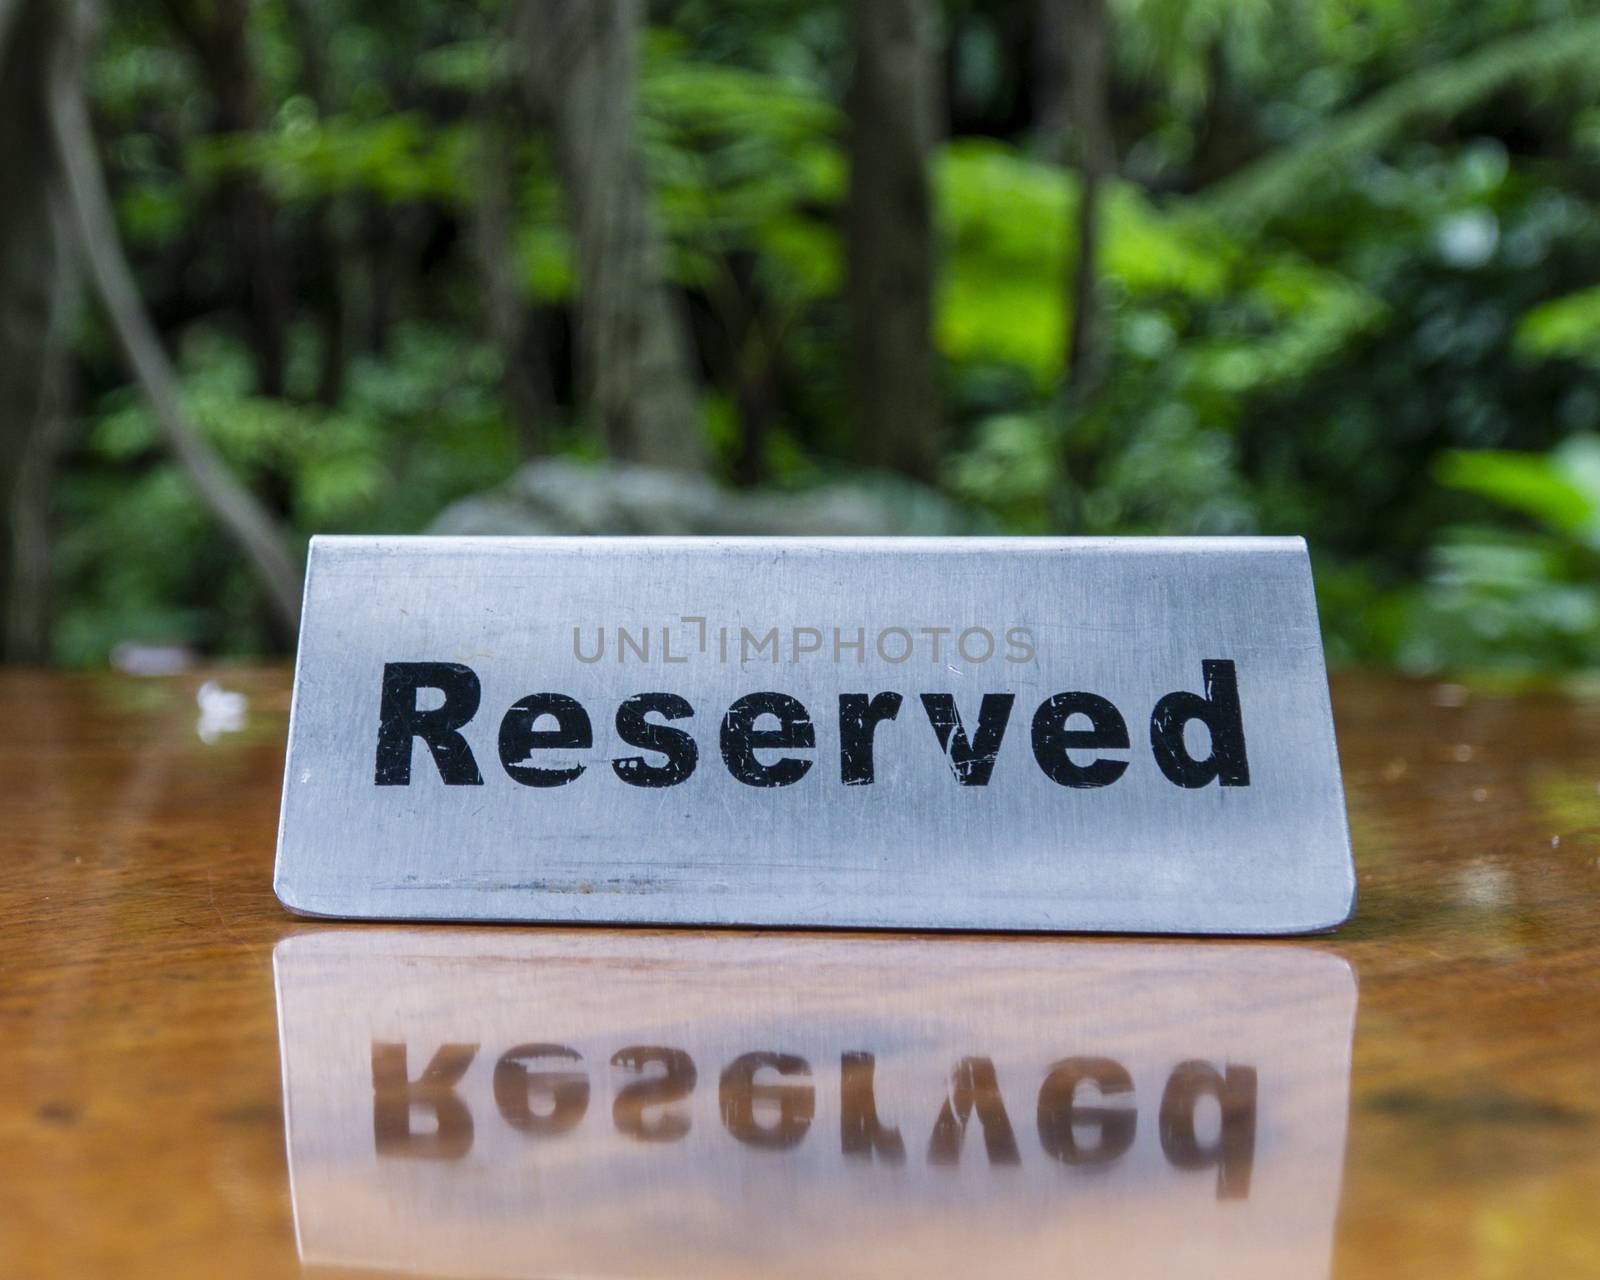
left=1516, top=284, right=1600, bottom=362
left=1209, top=16, right=1600, bottom=229
left=1437, top=444, right=1600, bottom=538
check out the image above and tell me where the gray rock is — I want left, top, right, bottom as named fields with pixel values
left=428, top=459, right=981, bottom=537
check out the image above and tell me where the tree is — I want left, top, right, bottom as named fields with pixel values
left=518, top=0, right=704, bottom=471
left=159, top=0, right=293, bottom=397
left=846, top=0, right=942, bottom=484
left=280, top=0, right=353, bottom=406
left=1062, top=0, right=1112, bottom=407
left=470, top=78, right=553, bottom=458
left=47, top=0, right=303, bottom=637
left=0, top=0, right=74, bottom=660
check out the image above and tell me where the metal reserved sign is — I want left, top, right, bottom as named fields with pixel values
left=274, top=536, right=1354, bottom=933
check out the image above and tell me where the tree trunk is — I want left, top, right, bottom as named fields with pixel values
left=162, top=0, right=292, bottom=397
left=1033, top=0, right=1071, bottom=164
left=282, top=0, right=350, bottom=405
left=847, top=0, right=942, bottom=485
left=1064, top=0, right=1111, bottom=407
left=0, top=0, right=73, bottom=662
left=471, top=101, right=552, bottom=457
left=47, top=3, right=303, bottom=639
left=519, top=0, right=704, bottom=471
left=725, top=256, right=778, bottom=489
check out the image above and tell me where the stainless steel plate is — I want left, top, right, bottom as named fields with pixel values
left=274, top=535, right=1355, bottom=932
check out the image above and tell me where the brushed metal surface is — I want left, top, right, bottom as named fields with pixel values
left=274, top=930, right=1356, bottom=1280
left=274, top=536, right=1355, bottom=932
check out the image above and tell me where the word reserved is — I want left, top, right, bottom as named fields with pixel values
left=374, top=659, right=1251, bottom=791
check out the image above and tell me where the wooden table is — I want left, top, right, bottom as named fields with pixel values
left=2, top=667, right=1597, bottom=1278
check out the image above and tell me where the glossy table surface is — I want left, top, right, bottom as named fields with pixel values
left=2, top=666, right=1598, bottom=1278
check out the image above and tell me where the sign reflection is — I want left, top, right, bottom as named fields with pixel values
left=274, top=932, right=1354, bottom=1279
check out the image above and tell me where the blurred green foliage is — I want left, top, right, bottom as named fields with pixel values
left=58, top=323, right=519, bottom=663
left=1404, top=437, right=1600, bottom=673
left=54, top=0, right=1600, bottom=674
